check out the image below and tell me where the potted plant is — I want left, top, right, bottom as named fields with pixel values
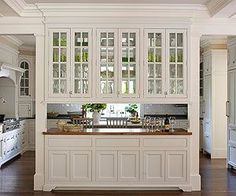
left=83, top=103, right=107, bottom=124
left=125, top=104, right=138, bottom=117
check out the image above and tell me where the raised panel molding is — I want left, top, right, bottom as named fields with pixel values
left=143, top=151, right=164, bottom=182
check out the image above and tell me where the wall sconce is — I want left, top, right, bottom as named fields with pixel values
left=0, top=97, right=7, bottom=104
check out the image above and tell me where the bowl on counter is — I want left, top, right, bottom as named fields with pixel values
left=130, top=119, right=141, bottom=124
left=47, top=112, right=59, bottom=118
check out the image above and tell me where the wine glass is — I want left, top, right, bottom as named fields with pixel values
left=169, top=117, right=176, bottom=132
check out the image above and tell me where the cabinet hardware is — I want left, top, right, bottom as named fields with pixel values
left=69, top=91, right=73, bottom=95
left=226, top=101, right=230, bottom=117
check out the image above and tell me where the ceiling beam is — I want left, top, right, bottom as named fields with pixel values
left=207, top=0, right=236, bottom=18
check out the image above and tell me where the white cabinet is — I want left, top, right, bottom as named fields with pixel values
left=49, top=29, right=92, bottom=98
left=71, top=151, right=92, bottom=182
left=19, top=103, right=32, bottom=118
left=95, top=150, right=117, bottom=182
left=44, top=135, right=191, bottom=191
left=118, top=151, right=139, bottom=182
left=18, top=55, right=35, bottom=118
left=97, top=29, right=139, bottom=98
left=19, top=119, right=35, bottom=152
left=227, top=38, right=236, bottom=168
left=166, top=151, right=187, bottom=183
left=143, top=151, right=164, bottom=182
left=48, top=151, right=70, bottom=182
left=47, top=28, right=188, bottom=101
left=144, top=29, right=187, bottom=98
left=228, top=38, right=236, bottom=70
left=202, top=48, right=227, bottom=158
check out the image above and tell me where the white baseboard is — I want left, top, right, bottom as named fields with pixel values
left=34, top=173, right=44, bottom=190
left=190, top=174, right=201, bottom=191
left=211, top=148, right=227, bottom=159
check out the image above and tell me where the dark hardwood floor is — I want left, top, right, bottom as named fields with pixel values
left=0, top=152, right=236, bottom=196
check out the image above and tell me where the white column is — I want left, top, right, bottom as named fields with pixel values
left=189, top=27, right=201, bottom=191
left=34, top=33, right=47, bottom=190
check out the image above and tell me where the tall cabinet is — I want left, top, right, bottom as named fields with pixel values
left=227, top=37, right=236, bottom=168
left=202, top=44, right=227, bottom=158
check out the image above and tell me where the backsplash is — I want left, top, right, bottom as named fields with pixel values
left=47, top=104, right=82, bottom=114
left=140, top=104, right=187, bottom=118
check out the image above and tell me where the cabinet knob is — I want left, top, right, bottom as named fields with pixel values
left=69, top=91, right=72, bottom=95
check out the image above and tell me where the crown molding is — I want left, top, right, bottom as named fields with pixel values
left=3, top=35, right=24, bottom=47
left=36, top=3, right=209, bottom=18
left=3, top=0, right=42, bottom=17
left=19, top=45, right=35, bottom=52
left=207, top=0, right=233, bottom=17
left=201, top=36, right=227, bottom=48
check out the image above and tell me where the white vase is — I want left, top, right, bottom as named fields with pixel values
left=92, top=111, right=101, bottom=125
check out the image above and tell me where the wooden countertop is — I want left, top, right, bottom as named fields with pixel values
left=43, top=128, right=192, bottom=135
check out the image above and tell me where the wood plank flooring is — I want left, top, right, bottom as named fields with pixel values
left=0, top=152, right=235, bottom=196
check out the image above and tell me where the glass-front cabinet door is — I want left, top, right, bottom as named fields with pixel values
left=97, top=29, right=117, bottom=98
left=167, top=29, right=187, bottom=97
left=71, top=29, right=91, bottom=97
left=144, top=29, right=165, bottom=97
left=49, top=29, right=70, bottom=97
left=119, top=29, right=139, bottom=97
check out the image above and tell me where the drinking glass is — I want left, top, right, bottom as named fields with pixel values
left=169, top=117, right=176, bottom=132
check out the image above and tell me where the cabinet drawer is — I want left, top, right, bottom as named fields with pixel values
left=48, top=138, right=92, bottom=147
left=95, top=138, right=140, bottom=147
left=229, top=145, right=236, bottom=164
left=143, top=138, right=187, bottom=147
left=229, top=128, right=236, bottom=143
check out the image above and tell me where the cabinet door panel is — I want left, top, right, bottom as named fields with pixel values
left=49, top=29, right=70, bottom=97
left=228, top=70, right=236, bottom=126
left=166, top=30, right=187, bottom=97
left=48, top=151, right=70, bottom=182
left=144, top=29, right=165, bottom=97
left=119, top=29, right=139, bottom=97
left=95, top=151, right=117, bottom=182
left=118, top=151, right=139, bottom=181
left=71, top=151, right=92, bottom=182
left=143, top=151, right=164, bottom=182
left=71, top=29, right=92, bottom=97
left=97, top=30, right=118, bottom=98
left=166, top=151, right=187, bottom=183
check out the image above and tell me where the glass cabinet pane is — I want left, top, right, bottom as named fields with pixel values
left=121, top=31, right=138, bottom=95
left=99, top=31, right=116, bottom=95
left=20, top=61, right=30, bottom=96
left=146, top=31, right=163, bottom=96
left=51, top=30, right=69, bottom=96
left=73, top=31, right=90, bottom=95
left=167, top=31, right=185, bottom=95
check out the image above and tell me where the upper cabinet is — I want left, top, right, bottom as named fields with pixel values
left=97, top=29, right=139, bottom=98
left=144, top=29, right=187, bottom=98
left=97, top=29, right=117, bottom=98
left=19, top=60, right=31, bottom=97
left=49, top=29, right=70, bottom=97
left=49, top=29, right=91, bottom=98
left=47, top=28, right=188, bottom=101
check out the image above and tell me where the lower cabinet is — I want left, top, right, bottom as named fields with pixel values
left=96, top=151, right=117, bottom=182
left=71, top=151, right=92, bottom=182
left=20, top=119, right=35, bottom=152
left=166, top=151, right=187, bottom=183
left=45, top=135, right=190, bottom=191
left=143, top=151, right=164, bottom=182
left=228, top=127, right=236, bottom=167
left=48, top=151, right=70, bottom=182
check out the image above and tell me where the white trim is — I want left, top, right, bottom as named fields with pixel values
left=2, top=35, right=23, bottom=47
left=207, top=0, right=233, bottom=17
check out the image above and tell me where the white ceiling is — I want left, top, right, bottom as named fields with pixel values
left=25, top=0, right=209, bottom=4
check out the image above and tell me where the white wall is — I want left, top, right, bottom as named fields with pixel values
left=0, top=77, right=15, bottom=118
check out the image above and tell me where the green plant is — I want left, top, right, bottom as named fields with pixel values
left=125, top=104, right=138, bottom=115
left=82, top=103, right=107, bottom=113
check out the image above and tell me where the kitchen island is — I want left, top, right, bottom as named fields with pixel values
left=43, top=128, right=192, bottom=192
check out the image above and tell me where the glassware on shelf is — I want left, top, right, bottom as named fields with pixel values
left=169, top=116, right=176, bottom=132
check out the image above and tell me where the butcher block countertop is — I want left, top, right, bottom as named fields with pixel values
left=43, top=128, right=192, bottom=135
